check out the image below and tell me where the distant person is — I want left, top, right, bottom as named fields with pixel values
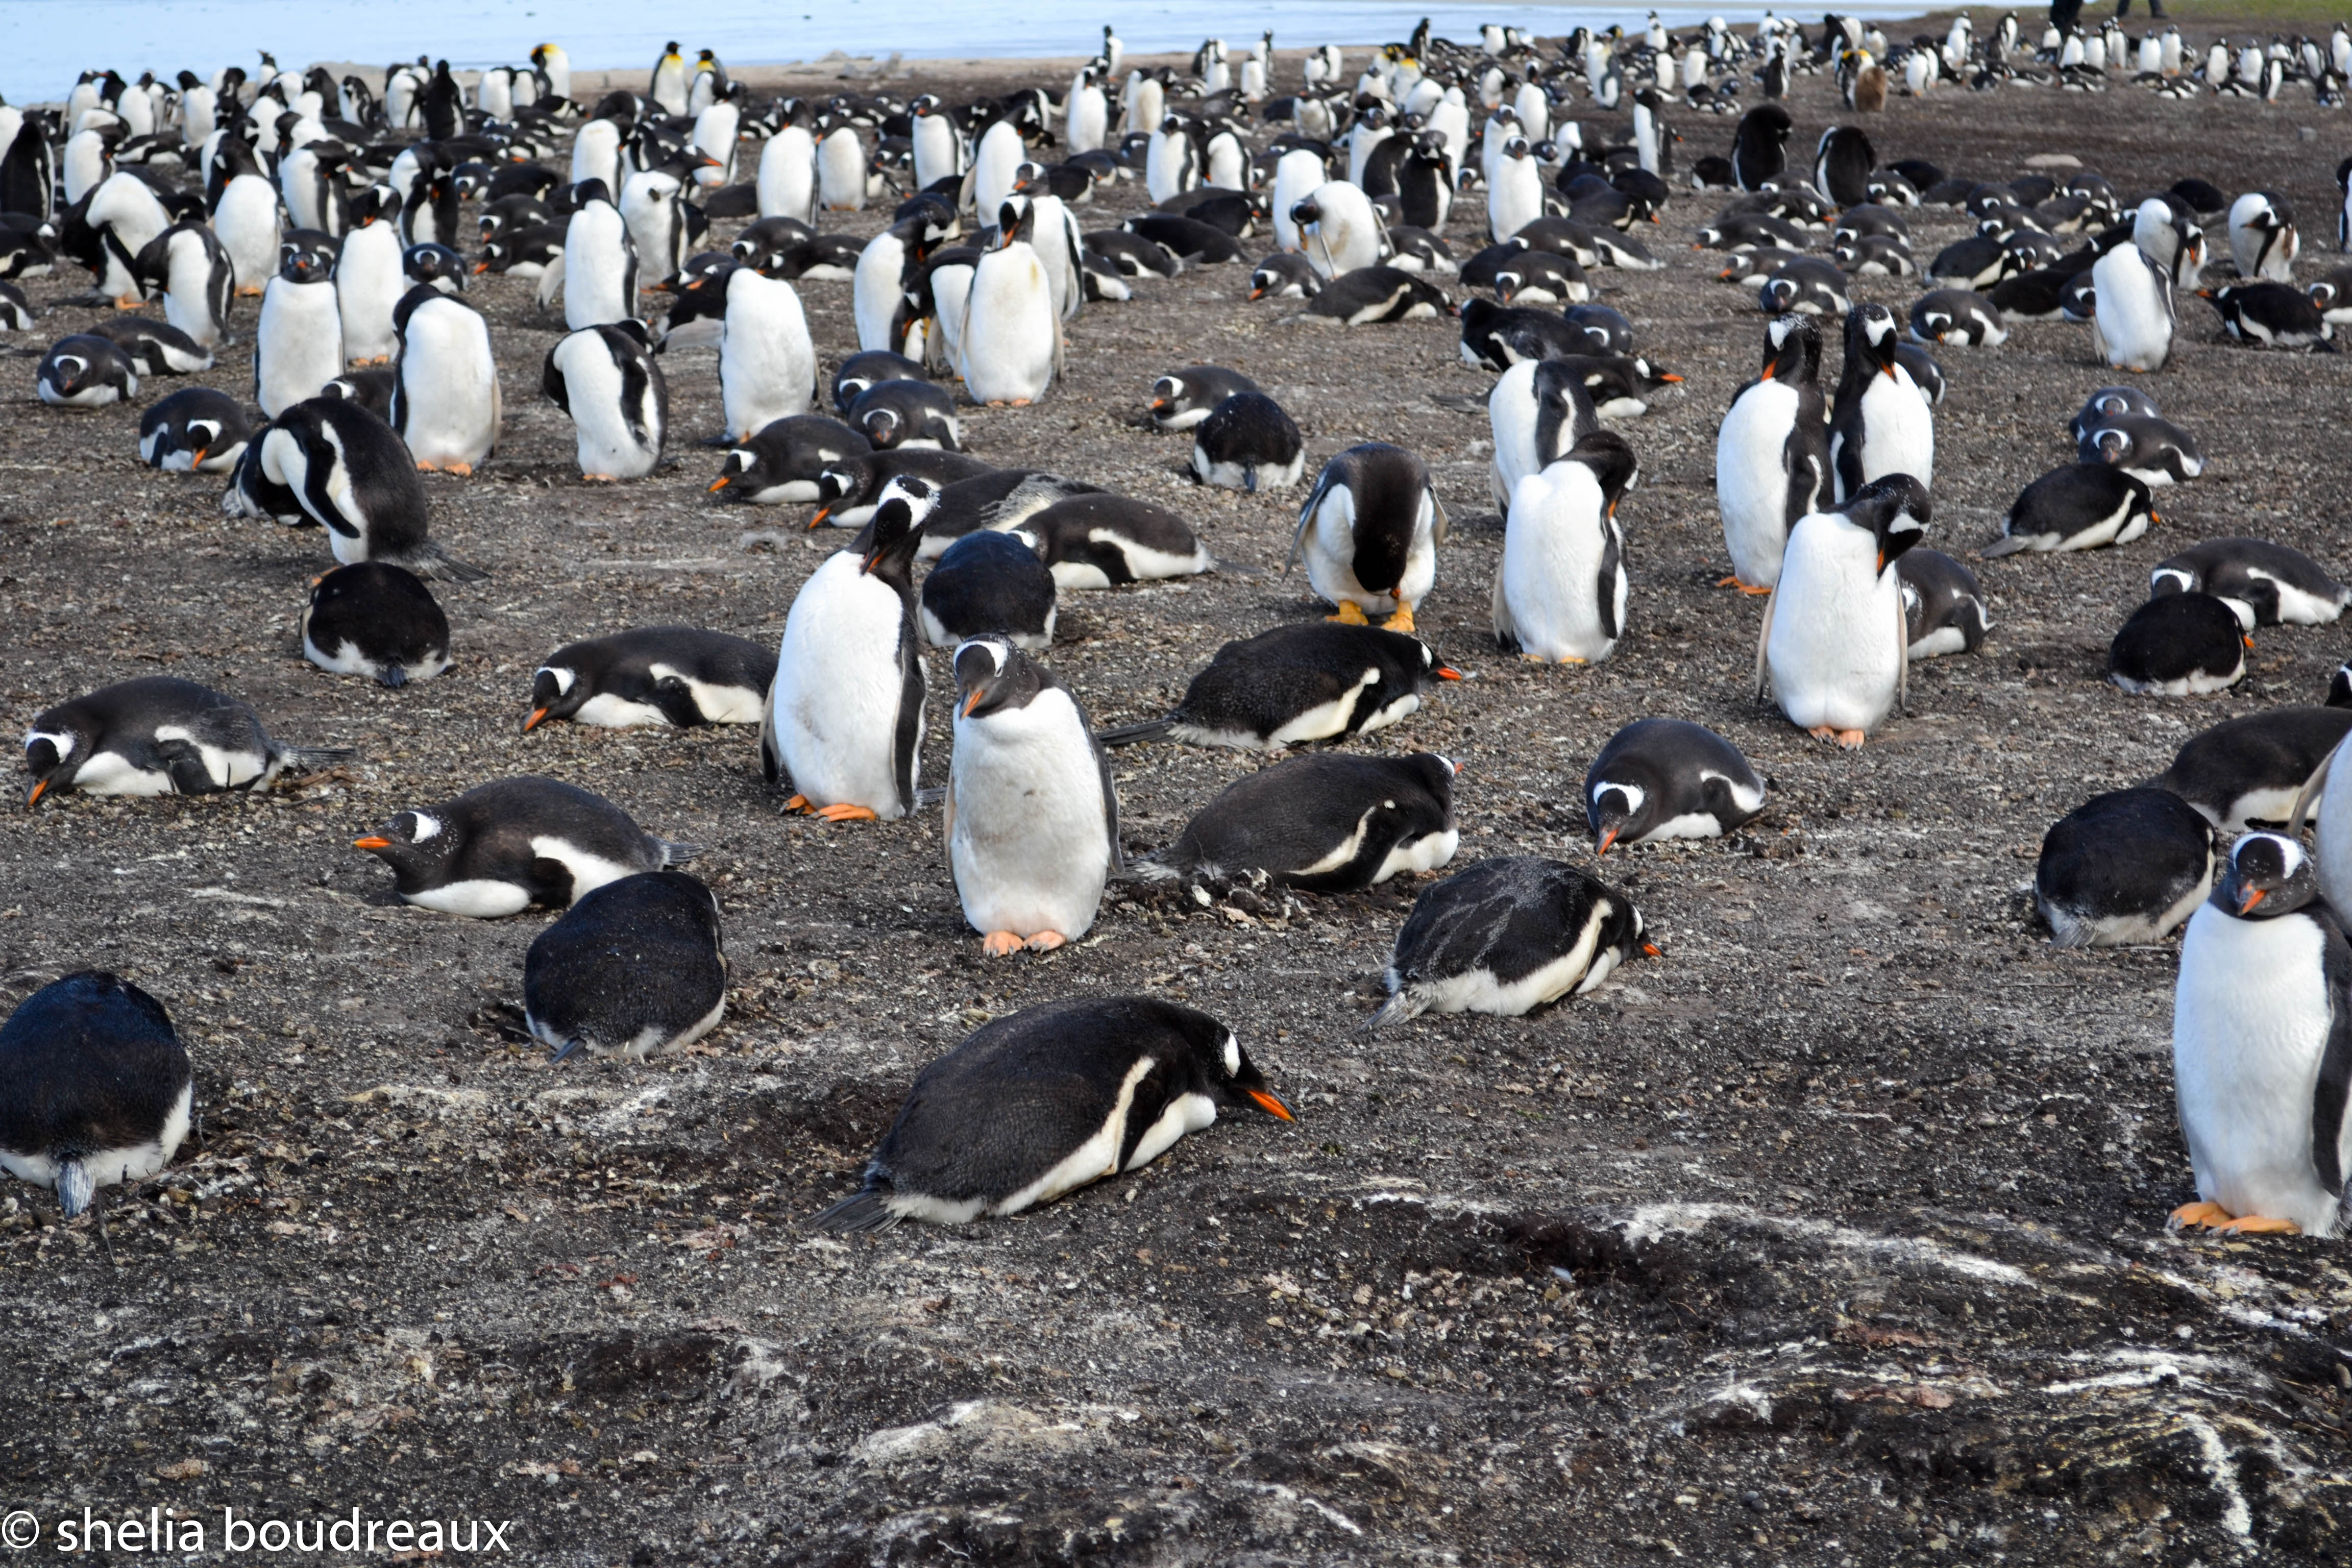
left=2050, top=0, right=2086, bottom=33
left=2114, top=0, right=2166, bottom=17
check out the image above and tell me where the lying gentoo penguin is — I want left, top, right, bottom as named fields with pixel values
left=1908, top=288, right=2007, bottom=346
left=850, top=379, right=960, bottom=451
left=1758, top=256, right=1850, bottom=317
left=1149, top=363, right=1259, bottom=430
left=1713, top=313, right=1827, bottom=593
left=37, top=333, right=138, bottom=407
left=255, top=234, right=344, bottom=418
left=1583, top=718, right=1766, bottom=853
left=1013, top=495, right=1214, bottom=588
left=762, top=476, right=935, bottom=821
left=808, top=447, right=993, bottom=529
left=543, top=320, right=668, bottom=481
left=1302, top=264, right=1453, bottom=325
left=830, top=350, right=925, bottom=414
left=2151, top=540, right=2349, bottom=628
left=353, top=776, right=700, bottom=916
left=527, top=871, right=728, bottom=1062
left=1369, top=856, right=1656, bottom=1027
left=301, top=562, right=452, bottom=688
left=810, top=997, right=1291, bottom=1230
left=89, top=315, right=214, bottom=375
left=1099, top=623, right=1459, bottom=750
left=243, top=397, right=487, bottom=580
left=23, top=676, right=353, bottom=805
left=1828, top=303, right=1934, bottom=500
left=1139, top=752, right=1459, bottom=891
left=2109, top=593, right=2249, bottom=697
left=706, top=414, right=869, bottom=504
left=1983, top=462, right=2156, bottom=556
left=1758, top=473, right=1930, bottom=748
left=2148, top=708, right=2352, bottom=831
left=2078, top=413, right=2204, bottom=487
left=1192, top=391, right=1305, bottom=492
left=1290, top=443, right=1442, bottom=631
left=2170, top=831, right=2352, bottom=1236
left=1489, top=358, right=1599, bottom=518
left=525, top=626, right=773, bottom=730
left=139, top=386, right=250, bottom=473
left=946, top=636, right=1121, bottom=954
left=2035, top=787, right=2217, bottom=947
left=1249, top=252, right=1320, bottom=300
left=0, top=971, right=191, bottom=1245
left=1492, top=428, right=1638, bottom=664
left=1897, top=549, right=1991, bottom=658
left=2200, top=280, right=2332, bottom=350
left=2088, top=240, right=2175, bottom=373
left=920, top=531, right=1058, bottom=651
left=2068, top=384, right=2161, bottom=442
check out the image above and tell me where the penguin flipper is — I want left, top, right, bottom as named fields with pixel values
left=1752, top=587, right=1777, bottom=702
left=1285, top=469, right=1337, bottom=576
left=1490, top=557, right=1518, bottom=651
left=2289, top=737, right=2344, bottom=839
left=1896, top=581, right=1910, bottom=717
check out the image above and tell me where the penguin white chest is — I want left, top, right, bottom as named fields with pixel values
left=949, top=692, right=1111, bottom=941
left=1716, top=380, right=1805, bottom=589
left=960, top=247, right=1057, bottom=405
left=1841, top=372, right=1933, bottom=493
left=2314, top=742, right=2352, bottom=914
left=1768, top=519, right=1904, bottom=733
left=818, top=131, right=866, bottom=211
left=337, top=224, right=406, bottom=362
left=2174, top=905, right=2347, bottom=1235
left=214, top=177, right=282, bottom=292
left=399, top=304, right=499, bottom=467
left=769, top=557, right=921, bottom=815
left=1498, top=465, right=1624, bottom=662
left=851, top=236, right=907, bottom=355
left=721, top=276, right=816, bottom=438
left=562, top=207, right=636, bottom=332
left=255, top=281, right=343, bottom=419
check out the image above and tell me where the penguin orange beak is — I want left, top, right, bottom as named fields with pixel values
left=1642, top=941, right=1662, bottom=957
left=808, top=506, right=832, bottom=529
left=1758, top=364, right=1775, bottom=380
left=352, top=835, right=392, bottom=850
left=191, top=447, right=210, bottom=465
left=1596, top=826, right=1619, bottom=855
left=2239, top=888, right=2267, bottom=915
left=522, top=707, right=550, bottom=732
left=707, top=475, right=730, bottom=492
left=961, top=689, right=985, bottom=717
left=472, top=260, right=490, bottom=274
left=1435, top=666, right=1462, bottom=680
left=2244, top=634, right=2256, bottom=649
left=1245, top=1089, right=1294, bottom=1121
left=1658, top=373, right=1682, bottom=383
left=24, top=778, right=48, bottom=807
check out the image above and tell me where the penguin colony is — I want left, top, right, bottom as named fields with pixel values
left=5, top=16, right=2352, bottom=1272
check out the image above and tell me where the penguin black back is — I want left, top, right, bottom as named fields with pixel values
left=2036, top=787, right=2216, bottom=947
left=2109, top=594, right=2249, bottom=697
left=1102, top=623, right=1460, bottom=750
left=1149, top=751, right=1459, bottom=891
left=526, top=871, right=728, bottom=1062
left=0, top=970, right=192, bottom=1220
left=301, top=561, right=452, bottom=688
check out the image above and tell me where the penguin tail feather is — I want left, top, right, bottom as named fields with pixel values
left=808, top=1189, right=900, bottom=1234
left=1361, top=986, right=1426, bottom=1036
left=406, top=542, right=492, bottom=582
left=658, top=839, right=704, bottom=866
left=279, top=746, right=359, bottom=774
left=1095, top=717, right=1174, bottom=747
left=1126, top=857, right=1187, bottom=883
left=1978, top=532, right=2032, bottom=558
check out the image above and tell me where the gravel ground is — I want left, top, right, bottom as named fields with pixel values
left=3, top=32, right=2351, bottom=1568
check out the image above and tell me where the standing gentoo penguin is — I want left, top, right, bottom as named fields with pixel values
left=1897, top=549, right=1991, bottom=657
left=1714, top=313, right=1829, bottom=592
left=1492, top=428, right=1639, bottom=664
left=210, top=136, right=282, bottom=295
left=945, top=637, right=1121, bottom=955
left=561, top=180, right=640, bottom=331
left=2226, top=191, right=2299, bottom=284
left=390, top=285, right=500, bottom=474
left=1827, top=303, right=1933, bottom=500
left=525, top=627, right=773, bottom=730
left=132, top=221, right=233, bottom=348
left=718, top=266, right=816, bottom=439
left=36, top=335, right=137, bottom=407
left=336, top=187, right=407, bottom=364
left=255, top=237, right=344, bottom=417
left=1293, top=183, right=1390, bottom=279
left=1140, top=752, right=1459, bottom=891
left=960, top=199, right=1061, bottom=405
left=1757, top=473, right=1930, bottom=748
left=1812, top=125, right=1875, bottom=207
left=1984, top=462, right=2157, bottom=556
left=1289, top=444, right=1443, bottom=632
left=0, top=972, right=191, bottom=1244
left=1098, top=624, right=1460, bottom=751
left=353, top=776, right=700, bottom=916
left=1731, top=104, right=1793, bottom=190
left=1191, top=392, right=1306, bottom=492
left=810, top=997, right=1292, bottom=1230
left=2089, top=239, right=2175, bottom=373
left=301, top=562, right=453, bottom=687
left=22, top=676, right=353, bottom=805
left=2170, top=832, right=2352, bottom=1236
left=1369, top=857, right=1656, bottom=1027
left=919, top=531, right=1058, bottom=651
left=1583, top=718, right=1766, bottom=853
left=2151, top=540, right=2350, bottom=628
left=543, top=321, right=668, bottom=481
left=2109, top=594, right=2249, bottom=696
left=139, top=386, right=250, bottom=473
left=527, top=871, right=728, bottom=1062
left=2036, top=788, right=2218, bottom=947
left=761, top=476, right=936, bottom=821
left=1488, top=359, right=1600, bottom=517
left=240, top=397, right=487, bottom=578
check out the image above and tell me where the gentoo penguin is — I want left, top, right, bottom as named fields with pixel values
left=811, top=997, right=1291, bottom=1230
left=1293, top=181, right=1390, bottom=278
left=1492, top=249, right=1591, bottom=305
left=36, top=334, right=137, bottom=407
left=945, top=636, right=1121, bottom=954
left=1492, top=429, right=1639, bottom=664
left=1714, top=313, right=1829, bottom=592
left=832, top=350, right=926, bottom=414
left=1812, top=125, right=1875, bottom=206
left=0, top=972, right=191, bottom=1242
left=706, top=414, right=869, bottom=505
left=1827, top=304, right=1934, bottom=500
left=807, top=448, right=992, bottom=529
left=335, top=188, right=407, bottom=363
left=2088, top=240, right=2174, bottom=373
left=1248, top=252, right=1322, bottom=301
left=1584, top=718, right=1766, bottom=853
left=1985, top=462, right=2157, bottom=556
left=139, top=386, right=250, bottom=473
left=919, top=532, right=1058, bottom=651
left=959, top=199, right=1061, bottom=405
left=1369, top=857, right=1655, bottom=1027
left=542, top=321, right=668, bottom=481
left=527, top=871, right=728, bottom=1062
left=1290, top=444, right=1443, bottom=631
left=2080, top=413, right=2204, bottom=487
left=1142, top=751, right=1459, bottom=891
left=1760, top=257, right=1852, bottom=318
left=2151, top=540, right=2349, bottom=628
left=244, top=396, right=487, bottom=578
left=0, top=282, right=32, bottom=331
left=717, top=267, right=816, bottom=440
left=1908, top=288, right=2008, bottom=346
left=1148, top=364, right=1259, bottom=431
left=850, top=380, right=961, bottom=451
left=1758, top=473, right=1930, bottom=748
left=1896, top=549, right=1991, bottom=657
left=1302, top=265, right=1454, bottom=325
left=254, top=236, right=343, bottom=416
left=757, top=120, right=819, bottom=226
left=2036, top=788, right=2217, bottom=947
left=2149, top=709, right=2352, bottom=831
left=1098, top=624, right=1458, bottom=750
left=1488, top=358, right=1601, bottom=517
left=620, top=157, right=711, bottom=287
left=2068, top=384, right=2162, bottom=442
left=301, top=562, right=452, bottom=687
left=817, top=121, right=868, bottom=212
left=354, top=777, right=700, bottom=916
left=910, top=95, right=966, bottom=188
left=2313, top=265, right=2352, bottom=326
left=2225, top=191, right=2298, bottom=283
left=561, top=180, right=639, bottom=331
left=2170, top=832, right=2352, bottom=1236
left=525, top=627, right=772, bottom=731
left=2110, top=594, right=2249, bottom=697
left=389, top=286, right=499, bottom=474
left=88, top=316, right=212, bottom=376
left=2199, top=281, right=2332, bottom=351
left=131, top=222, right=232, bottom=348
left=64, top=171, right=170, bottom=306
left=1192, top=392, right=1305, bottom=493
left=761, top=476, right=936, bottom=821
left=1731, top=104, right=1793, bottom=189
left=22, top=676, right=352, bottom=805
left=974, top=117, right=1034, bottom=218
left=1488, top=136, right=1545, bottom=243
left=1013, top=496, right=1214, bottom=588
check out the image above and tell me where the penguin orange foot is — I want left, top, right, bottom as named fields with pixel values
left=981, top=932, right=1025, bottom=957
left=1327, top=602, right=1370, bottom=625
left=815, top=803, right=877, bottom=822
left=1025, top=931, right=1068, bottom=952
left=1716, top=575, right=1774, bottom=595
left=1808, top=726, right=1868, bottom=749
left=2167, top=1201, right=2229, bottom=1229
left=443, top=462, right=473, bottom=478
left=1382, top=605, right=1416, bottom=633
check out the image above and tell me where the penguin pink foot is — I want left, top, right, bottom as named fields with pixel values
left=1025, top=932, right=1068, bottom=953
left=981, top=932, right=1025, bottom=957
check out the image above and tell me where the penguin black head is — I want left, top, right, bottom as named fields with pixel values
left=1502, top=135, right=1531, bottom=162
left=571, top=178, right=614, bottom=208
left=1844, top=301, right=1902, bottom=374
left=352, top=807, right=455, bottom=879
left=22, top=716, right=95, bottom=808
left=1289, top=195, right=1322, bottom=228
left=1842, top=474, right=1931, bottom=570
left=2216, top=832, right=2319, bottom=919
left=278, top=232, right=338, bottom=283
left=953, top=636, right=1049, bottom=719
left=1562, top=429, right=1640, bottom=512
left=1761, top=312, right=1822, bottom=381
left=995, top=197, right=1038, bottom=248
left=862, top=476, right=938, bottom=576
left=352, top=185, right=401, bottom=228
